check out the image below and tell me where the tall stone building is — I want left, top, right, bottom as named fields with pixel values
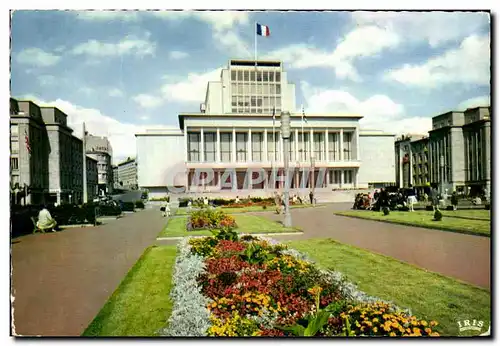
left=116, top=157, right=138, bottom=190
left=86, top=156, right=99, bottom=201
left=85, top=134, right=113, bottom=195
left=463, top=106, right=491, bottom=197
left=40, top=106, right=84, bottom=204
left=10, top=99, right=50, bottom=205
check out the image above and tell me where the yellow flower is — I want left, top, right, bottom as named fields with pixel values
left=389, top=332, right=397, bottom=336
left=372, top=327, right=378, bottom=333
left=372, top=318, right=379, bottom=323
left=231, top=305, right=236, bottom=309
left=429, top=321, right=438, bottom=327
left=430, top=332, right=440, bottom=337
left=420, top=320, right=428, bottom=327
left=424, top=328, right=432, bottom=334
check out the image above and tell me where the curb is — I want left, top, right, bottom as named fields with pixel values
left=333, top=213, right=490, bottom=238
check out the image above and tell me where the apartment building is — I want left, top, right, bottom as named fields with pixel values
left=394, top=133, right=429, bottom=190
left=85, top=135, right=113, bottom=195
left=116, top=157, right=138, bottom=190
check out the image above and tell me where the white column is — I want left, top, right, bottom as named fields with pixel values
left=184, top=126, right=188, bottom=162
left=200, top=128, right=205, bottom=162
left=295, top=128, right=299, bottom=163
left=324, top=129, right=329, bottom=162
left=264, top=128, right=268, bottom=162
left=216, top=128, right=221, bottom=163
left=232, top=128, right=236, bottom=162
left=340, top=170, right=344, bottom=188
left=356, top=128, right=360, bottom=160
left=248, top=128, right=252, bottom=162
left=340, top=129, right=344, bottom=161
left=355, top=168, right=359, bottom=188
left=279, top=134, right=283, bottom=162
left=310, top=128, right=314, bottom=160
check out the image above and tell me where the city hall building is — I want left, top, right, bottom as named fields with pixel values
left=136, top=59, right=396, bottom=198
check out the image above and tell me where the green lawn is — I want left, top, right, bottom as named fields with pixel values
left=288, top=238, right=491, bottom=336
left=82, top=246, right=177, bottom=337
left=335, top=210, right=491, bottom=237
left=157, top=214, right=300, bottom=238
left=439, top=209, right=490, bottom=221
left=175, top=204, right=323, bottom=215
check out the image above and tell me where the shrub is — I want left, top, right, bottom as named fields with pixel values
left=178, top=198, right=192, bottom=208
left=135, top=200, right=145, bottom=209
left=445, top=205, right=454, bottom=211
left=188, top=208, right=236, bottom=231
left=121, top=201, right=135, bottom=212
left=382, top=207, right=390, bottom=216
left=433, top=210, right=442, bottom=221
left=425, top=205, right=434, bottom=211
left=263, top=205, right=267, bottom=210
left=485, top=204, right=490, bottom=210
left=97, top=204, right=122, bottom=216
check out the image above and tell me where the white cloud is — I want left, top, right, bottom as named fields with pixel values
left=457, top=95, right=490, bottom=111
left=169, top=50, right=189, bottom=60
left=16, top=48, right=61, bottom=67
left=133, top=94, right=164, bottom=108
left=161, top=68, right=222, bottom=103
left=75, top=10, right=139, bottom=21
left=78, top=87, right=94, bottom=96
left=139, top=115, right=150, bottom=121
left=266, top=25, right=400, bottom=81
left=152, top=10, right=249, bottom=31
left=385, top=35, right=490, bottom=88
left=21, top=96, right=165, bottom=161
left=108, top=88, right=124, bottom=97
left=37, top=75, right=56, bottom=86
left=213, top=31, right=252, bottom=57
left=352, top=11, right=489, bottom=48
left=300, top=81, right=432, bottom=135
left=71, top=33, right=156, bottom=58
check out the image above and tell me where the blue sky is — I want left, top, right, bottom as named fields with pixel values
left=10, top=10, right=491, bottom=162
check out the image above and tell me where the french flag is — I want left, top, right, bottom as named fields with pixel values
left=256, top=23, right=270, bottom=37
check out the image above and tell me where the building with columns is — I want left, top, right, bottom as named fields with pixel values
left=136, top=59, right=396, bottom=198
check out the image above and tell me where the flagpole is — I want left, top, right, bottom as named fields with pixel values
left=83, top=122, right=88, bottom=204
left=254, top=22, right=257, bottom=63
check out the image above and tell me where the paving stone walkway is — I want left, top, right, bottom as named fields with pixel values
left=251, top=203, right=491, bottom=289
left=11, top=208, right=168, bottom=336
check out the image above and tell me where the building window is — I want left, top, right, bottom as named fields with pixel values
left=267, top=131, right=278, bottom=161
left=220, top=133, right=232, bottom=162
left=298, top=132, right=309, bottom=161
left=204, top=132, right=216, bottom=162
left=251, top=132, right=263, bottom=162
left=10, top=125, right=19, bottom=137
left=313, top=133, right=323, bottom=161
left=188, top=132, right=200, bottom=162
left=288, top=133, right=295, bottom=161
left=236, top=133, right=247, bottom=162
left=343, top=132, right=352, bottom=160
left=344, top=170, right=353, bottom=184
left=10, top=157, right=19, bottom=170
left=334, top=170, right=341, bottom=184
left=328, top=133, right=338, bottom=161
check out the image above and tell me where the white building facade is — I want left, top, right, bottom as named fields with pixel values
left=136, top=59, right=395, bottom=198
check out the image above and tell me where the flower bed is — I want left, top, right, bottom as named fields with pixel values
left=187, top=208, right=237, bottom=231
left=160, top=232, right=440, bottom=337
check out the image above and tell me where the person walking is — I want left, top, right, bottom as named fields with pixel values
left=406, top=185, right=417, bottom=212
left=430, top=186, right=439, bottom=211
left=309, top=190, right=314, bottom=205
left=451, top=191, right=459, bottom=211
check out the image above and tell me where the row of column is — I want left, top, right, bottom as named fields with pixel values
left=185, top=127, right=359, bottom=163
left=189, top=168, right=359, bottom=190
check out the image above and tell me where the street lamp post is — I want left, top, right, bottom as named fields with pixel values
left=439, top=155, right=445, bottom=196
left=281, top=111, right=292, bottom=227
